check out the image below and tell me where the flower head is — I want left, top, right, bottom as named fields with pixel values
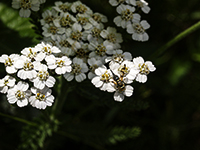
left=136, top=0, right=150, bottom=14
left=0, top=54, right=20, bottom=74
left=34, top=42, right=61, bottom=61
left=14, top=55, right=37, bottom=80
left=133, top=56, right=156, bottom=83
left=91, top=65, right=115, bottom=92
left=0, top=75, right=16, bottom=94
left=7, top=81, right=31, bottom=107
left=127, top=20, right=150, bottom=41
left=29, top=87, right=54, bottom=109
left=45, top=55, right=72, bottom=75
left=32, top=64, right=56, bottom=90
left=64, top=57, right=88, bottom=82
left=12, top=0, right=40, bottom=18
left=114, top=4, right=141, bottom=28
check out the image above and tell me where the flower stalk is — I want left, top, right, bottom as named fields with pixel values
left=151, top=20, right=200, bottom=59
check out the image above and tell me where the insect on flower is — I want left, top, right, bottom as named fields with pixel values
left=110, top=69, right=126, bottom=92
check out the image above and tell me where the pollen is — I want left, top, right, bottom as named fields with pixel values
left=36, top=93, right=46, bottom=101
left=72, top=64, right=81, bottom=75
left=5, top=57, right=13, bottom=66
left=76, top=4, right=87, bottom=14
left=23, top=61, right=34, bottom=70
left=121, top=9, right=133, bottom=21
left=107, top=33, right=116, bottom=43
left=59, top=4, right=70, bottom=12
left=91, top=27, right=101, bottom=38
left=56, top=60, right=65, bottom=67
left=95, top=44, right=106, bottom=56
left=60, top=15, right=74, bottom=27
left=15, top=90, right=25, bottom=100
left=20, top=0, right=31, bottom=9
left=101, top=71, right=111, bottom=82
left=139, top=63, right=150, bottom=75
left=37, top=71, right=49, bottom=81
left=134, top=24, right=145, bottom=34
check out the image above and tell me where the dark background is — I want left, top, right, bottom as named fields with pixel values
left=1, top=0, right=200, bottom=150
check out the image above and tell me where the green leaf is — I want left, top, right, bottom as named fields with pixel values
left=108, top=126, right=141, bottom=144
left=0, top=2, right=39, bottom=55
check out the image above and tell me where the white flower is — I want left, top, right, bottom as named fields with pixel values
left=53, top=1, right=72, bottom=13
left=14, top=55, right=37, bottom=80
left=113, top=85, right=133, bottom=102
left=91, top=65, right=115, bottom=92
left=86, top=25, right=104, bottom=42
left=53, top=12, right=77, bottom=29
left=89, top=13, right=108, bottom=27
left=74, top=43, right=89, bottom=61
left=88, top=41, right=114, bottom=63
left=110, top=60, right=139, bottom=83
left=66, top=23, right=87, bottom=43
left=136, top=0, right=150, bottom=14
left=29, top=86, right=54, bottom=109
left=105, top=50, right=132, bottom=64
left=7, top=81, right=31, bottom=107
left=21, top=47, right=39, bottom=60
left=127, top=20, right=150, bottom=41
left=126, top=0, right=136, bottom=6
left=100, top=27, right=123, bottom=49
left=42, top=36, right=57, bottom=47
left=76, top=13, right=93, bottom=30
left=109, top=0, right=126, bottom=6
left=114, top=4, right=141, bottom=29
left=0, top=54, right=20, bottom=74
left=45, top=55, right=72, bottom=75
left=64, top=57, right=88, bottom=82
left=0, top=75, right=16, bottom=94
left=71, top=1, right=93, bottom=15
left=42, top=23, right=65, bottom=39
left=40, top=9, right=58, bottom=26
left=12, top=0, right=40, bottom=18
left=87, top=58, right=103, bottom=79
left=32, top=64, right=56, bottom=90
left=34, top=42, right=61, bottom=61
left=133, top=56, right=156, bottom=83
left=55, top=35, right=81, bottom=56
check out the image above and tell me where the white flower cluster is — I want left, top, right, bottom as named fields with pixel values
left=3, top=0, right=156, bottom=108
left=12, top=0, right=46, bottom=18
left=40, top=1, right=124, bottom=82
left=109, top=0, right=151, bottom=41
left=0, top=42, right=72, bottom=109
left=92, top=54, right=156, bottom=102
left=38, top=1, right=155, bottom=102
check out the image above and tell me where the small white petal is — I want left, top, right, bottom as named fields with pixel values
left=114, top=92, right=124, bottom=102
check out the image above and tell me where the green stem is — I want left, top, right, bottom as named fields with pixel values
left=151, top=21, right=200, bottom=59
left=0, top=112, right=37, bottom=126
left=50, top=76, right=74, bottom=119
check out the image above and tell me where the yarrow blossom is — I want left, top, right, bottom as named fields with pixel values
left=7, top=81, right=31, bottom=107
left=12, top=0, right=40, bottom=18
left=0, top=54, right=20, bottom=74
left=108, top=0, right=151, bottom=41
left=127, top=20, right=150, bottom=41
left=133, top=56, right=156, bottom=83
left=0, top=0, right=156, bottom=109
left=29, top=87, right=54, bottom=109
left=0, top=41, right=72, bottom=109
left=0, top=75, right=16, bottom=94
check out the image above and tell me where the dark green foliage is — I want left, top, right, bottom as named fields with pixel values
left=108, top=126, right=141, bottom=144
